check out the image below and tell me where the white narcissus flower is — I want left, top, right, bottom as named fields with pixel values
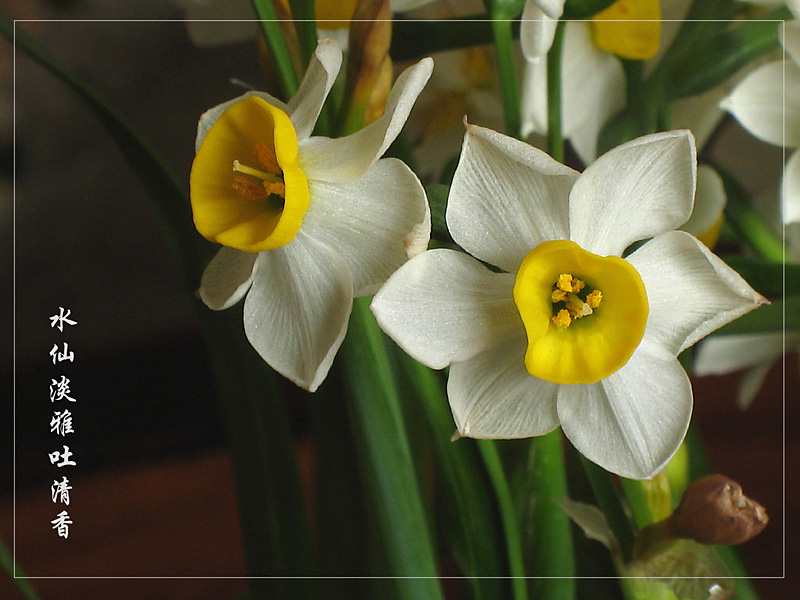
left=694, top=332, right=798, bottom=409
left=721, top=20, right=800, bottom=226
left=520, top=0, right=692, bottom=165
left=372, top=126, right=765, bottom=479
left=191, top=40, right=433, bottom=391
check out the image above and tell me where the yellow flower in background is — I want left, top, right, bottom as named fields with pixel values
left=191, top=40, right=433, bottom=391
left=373, top=127, right=765, bottom=479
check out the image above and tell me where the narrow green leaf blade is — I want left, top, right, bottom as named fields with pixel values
left=342, top=298, right=444, bottom=598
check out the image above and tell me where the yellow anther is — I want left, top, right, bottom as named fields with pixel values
left=557, top=273, right=574, bottom=292
left=551, top=289, right=568, bottom=303
left=552, top=309, right=572, bottom=328
left=572, top=278, right=586, bottom=293
left=232, top=176, right=268, bottom=201
left=255, top=143, right=282, bottom=174
left=586, top=290, right=603, bottom=309
left=263, top=181, right=286, bottom=198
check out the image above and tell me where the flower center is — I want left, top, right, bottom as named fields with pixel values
left=190, top=97, right=310, bottom=253
left=513, top=240, right=649, bottom=385
left=590, top=0, right=661, bottom=60
left=550, top=273, right=603, bottom=329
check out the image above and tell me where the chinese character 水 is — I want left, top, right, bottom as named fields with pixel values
left=49, top=307, right=77, bottom=332
left=48, top=445, right=76, bottom=468
left=49, top=343, right=74, bottom=365
left=49, top=376, right=75, bottom=402
left=51, top=510, right=72, bottom=539
left=51, top=476, right=72, bottom=505
left=50, top=410, right=74, bottom=436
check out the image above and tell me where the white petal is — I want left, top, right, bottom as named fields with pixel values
left=531, top=0, right=565, bottom=19
left=569, top=130, right=697, bottom=257
left=783, top=150, right=800, bottom=224
left=681, top=164, right=726, bottom=237
left=195, top=91, right=289, bottom=152
left=627, top=231, right=767, bottom=356
left=302, top=158, right=428, bottom=296
left=693, top=331, right=787, bottom=376
left=559, top=22, right=626, bottom=165
left=448, top=335, right=560, bottom=438
left=557, top=340, right=693, bottom=480
left=287, top=39, right=343, bottom=140
left=447, top=124, right=577, bottom=272
left=520, top=2, right=561, bottom=62
left=371, top=249, right=521, bottom=369
left=737, top=362, right=775, bottom=410
left=298, top=57, right=434, bottom=183
left=781, top=20, right=800, bottom=67
left=243, top=231, right=353, bottom=392
left=721, top=59, right=800, bottom=148
left=520, top=52, right=549, bottom=137
left=198, top=246, right=256, bottom=310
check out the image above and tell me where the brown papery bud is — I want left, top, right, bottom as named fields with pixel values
left=342, top=0, right=392, bottom=131
left=668, top=474, right=768, bottom=546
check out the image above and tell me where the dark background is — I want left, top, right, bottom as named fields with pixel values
left=0, top=1, right=796, bottom=598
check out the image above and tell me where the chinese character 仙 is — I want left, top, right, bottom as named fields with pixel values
left=49, top=376, right=75, bottom=402
left=50, top=410, right=74, bottom=436
left=50, top=343, right=74, bottom=365
left=49, top=307, right=77, bottom=332
left=51, top=476, right=72, bottom=505
left=51, top=510, right=72, bottom=539
left=48, top=445, right=76, bottom=467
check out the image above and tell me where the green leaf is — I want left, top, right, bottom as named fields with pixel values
left=0, top=535, right=42, bottom=600
left=563, top=0, right=617, bottom=19
left=712, top=296, right=800, bottom=336
left=426, top=185, right=453, bottom=245
left=251, top=0, right=299, bottom=99
left=395, top=354, right=510, bottom=600
left=527, top=431, right=576, bottom=599
left=391, top=16, right=498, bottom=62
left=0, top=16, right=213, bottom=287
left=722, top=255, right=800, bottom=298
left=3, top=16, right=315, bottom=591
left=288, top=0, right=318, bottom=69
left=666, top=18, right=783, bottom=100
left=341, top=298, right=444, bottom=598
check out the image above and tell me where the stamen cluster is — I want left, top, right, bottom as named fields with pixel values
left=551, top=273, right=602, bottom=328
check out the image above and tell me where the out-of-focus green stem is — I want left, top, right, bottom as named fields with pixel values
left=547, top=20, right=566, bottom=161
left=476, top=439, right=529, bottom=600
left=714, top=165, right=785, bottom=263
left=491, top=16, right=522, bottom=138
left=0, top=536, right=41, bottom=600
left=251, top=0, right=299, bottom=99
left=580, top=456, right=636, bottom=563
left=288, top=0, right=317, bottom=69
left=528, top=431, right=575, bottom=599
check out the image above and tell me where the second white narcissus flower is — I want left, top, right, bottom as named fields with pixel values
left=371, top=126, right=765, bottom=479
left=191, top=40, right=433, bottom=391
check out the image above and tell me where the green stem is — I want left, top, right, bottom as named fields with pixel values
left=288, top=0, right=317, bottom=70
left=713, top=165, right=785, bottom=263
left=476, top=439, right=529, bottom=600
left=0, top=536, right=41, bottom=600
left=547, top=21, right=566, bottom=161
left=528, top=431, right=576, bottom=599
left=491, top=17, right=522, bottom=138
left=341, top=298, right=444, bottom=598
left=251, top=0, right=299, bottom=99
left=579, top=456, right=636, bottom=563
left=619, top=478, right=654, bottom=530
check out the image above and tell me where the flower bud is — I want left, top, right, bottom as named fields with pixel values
left=668, top=474, right=768, bottom=546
